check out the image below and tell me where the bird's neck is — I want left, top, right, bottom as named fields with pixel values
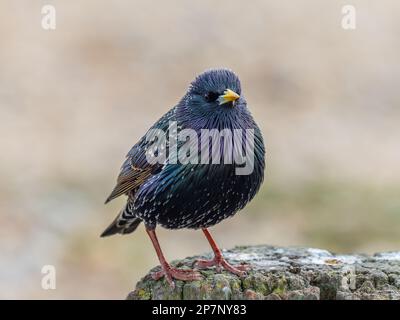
left=175, top=103, right=254, bottom=132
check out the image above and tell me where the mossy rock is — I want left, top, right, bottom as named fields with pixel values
left=127, top=245, right=400, bottom=300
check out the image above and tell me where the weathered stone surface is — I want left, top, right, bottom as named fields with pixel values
left=127, top=245, right=400, bottom=300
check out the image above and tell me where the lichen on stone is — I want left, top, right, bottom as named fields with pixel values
left=127, top=245, right=400, bottom=300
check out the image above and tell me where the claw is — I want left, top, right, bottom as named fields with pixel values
left=151, top=265, right=203, bottom=287
left=195, top=257, right=250, bottom=277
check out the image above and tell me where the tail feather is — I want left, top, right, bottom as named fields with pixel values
left=100, top=217, right=141, bottom=237
left=101, top=202, right=142, bottom=237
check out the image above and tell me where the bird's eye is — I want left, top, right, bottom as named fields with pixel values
left=204, top=91, right=219, bottom=103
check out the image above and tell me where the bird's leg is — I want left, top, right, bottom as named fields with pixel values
left=146, top=228, right=202, bottom=287
left=195, top=228, right=250, bottom=277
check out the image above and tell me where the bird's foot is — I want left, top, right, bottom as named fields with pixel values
left=151, top=264, right=202, bottom=288
left=195, top=255, right=250, bottom=277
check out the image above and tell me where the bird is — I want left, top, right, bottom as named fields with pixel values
left=102, top=68, right=265, bottom=287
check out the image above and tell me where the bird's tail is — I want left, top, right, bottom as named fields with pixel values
left=101, top=202, right=142, bottom=237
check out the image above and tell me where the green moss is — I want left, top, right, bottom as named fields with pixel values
left=210, top=274, right=232, bottom=299
left=182, top=281, right=202, bottom=300
left=135, top=288, right=151, bottom=300
left=272, top=276, right=288, bottom=297
left=242, top=273, right=274, bottom=297
left=311, top=273, right=339, bottom=300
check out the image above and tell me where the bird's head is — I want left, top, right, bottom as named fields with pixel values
left=179, top=69, right=246, bottom=123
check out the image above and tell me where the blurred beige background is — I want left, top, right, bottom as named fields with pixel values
left=1, top=0, right=399, bottom=299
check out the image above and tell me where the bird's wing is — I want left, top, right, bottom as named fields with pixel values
left=105, top=107, right=176, bottom=204
left=104, top=159, right=154, bottom=204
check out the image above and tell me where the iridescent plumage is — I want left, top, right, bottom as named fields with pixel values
left=102, top=69, right=265, bottom=286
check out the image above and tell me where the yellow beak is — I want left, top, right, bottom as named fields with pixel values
left=218, top=89, right=240, bottom=106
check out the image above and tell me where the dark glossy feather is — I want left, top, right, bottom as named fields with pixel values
left=102, top=69, right=265, bottom=236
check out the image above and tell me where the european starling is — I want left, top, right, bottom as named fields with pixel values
left=102, top=69, right=265, bottom=286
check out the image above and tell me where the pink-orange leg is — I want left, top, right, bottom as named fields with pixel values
left=146, top=228, right=202, bottom=287
left=195, top=228, right=250, bottom=277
